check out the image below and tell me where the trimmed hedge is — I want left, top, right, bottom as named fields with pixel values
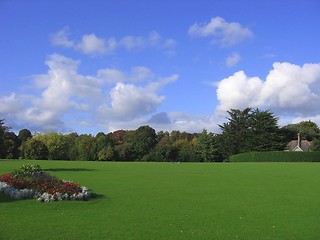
left=229, top=151, right=320, bottom=162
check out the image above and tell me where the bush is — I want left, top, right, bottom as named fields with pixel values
left=23, top=139, right=49, bottom=160
left=11, top=164, right=43, bottom=178
left=229, top=151, right=320, bottom=162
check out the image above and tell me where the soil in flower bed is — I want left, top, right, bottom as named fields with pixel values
left=0, top=164, right=91, bottom=202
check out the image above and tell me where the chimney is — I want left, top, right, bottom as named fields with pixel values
left=298, top=133, right=301, bottom=147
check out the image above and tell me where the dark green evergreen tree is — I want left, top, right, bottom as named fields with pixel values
left=218, top=108, right=285, bottom=159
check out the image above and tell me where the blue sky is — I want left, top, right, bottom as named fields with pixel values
left=1, top=0, right=320, bottom=134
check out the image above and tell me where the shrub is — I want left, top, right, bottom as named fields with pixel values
left=23, top=139, right=49, bottom=160
left=12, top=164, right=43, bottom=175
left=229, top=151, right=320, bottom=162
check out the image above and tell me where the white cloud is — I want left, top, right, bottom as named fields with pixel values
left=0, top=53, right=179, bottom=132
left=36, top=54, right=103, bottom=112
left=76, top=34, right=113, bottom=55
left=100, top=83, right=164, bottom=119
left=50, top=27, right=74, bottom=48
left=51, top=28, right=175, bottom=55
left=188, top=16, right=253, bottom=46
left=260, top=62, right=320, bottom=113
left=0, top=93, right=23, bottom=113
left=98, top=69, right=127, bottom=83
left=130, top=66, right=155, bottom=81
left=215, top=62, right=320, bottom=117
left=226, top=53, right=241, bottom=67
left=97, top=74, right=178, bottom=121
left=118, top=31, right=176, bottom=50
left=51, top=28, right=115, bottom=55
left=148, top=31, right=176, bottom=48
left=216, top=71, right=264, bottom=114
left=98, top=66, right=154, bottom=83
left=0, top=54, right=104, bottom=132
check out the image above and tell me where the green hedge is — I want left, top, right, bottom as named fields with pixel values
left=229, top=151, right=320, bottom=162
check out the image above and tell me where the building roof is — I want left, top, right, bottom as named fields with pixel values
left=287, top=140, right=312, bottom=152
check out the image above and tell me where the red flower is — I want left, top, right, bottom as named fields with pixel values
left=0, top=173, right=82, bottom=196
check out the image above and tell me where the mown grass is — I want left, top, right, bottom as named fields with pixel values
left=1, top=160, right=320, bottom=240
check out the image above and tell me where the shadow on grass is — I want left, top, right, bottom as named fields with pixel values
left=44, top=168, right=97, bottom=172
left=0, top=194, right=14, bottom=203
left=90, top=193, right=105, bottom=200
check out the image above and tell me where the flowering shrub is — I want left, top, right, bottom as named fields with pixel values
left=0, top=164, right=91, bottom=202
left=11, top=164, right=44, bottom=177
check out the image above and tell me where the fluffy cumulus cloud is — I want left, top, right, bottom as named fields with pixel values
left=215, top=62, right=320, bottom=118
left=51, top=28, right=117, bottom=55
left=76, top=34, right=111, bottom=55
left=0, top=54, right=104, bottom=131
left=97, top=75, right=178, bottom=121
left=34, top=54, right=103, bottom=111
left=51, top=27, right=175, bottom=55
left=216, top=71, right=264, bottom=113
left=188, top=16, right=253, bottom=46
left=98, top=83, right=165, bottom=120
left=0, top=54, right=178, bottom=132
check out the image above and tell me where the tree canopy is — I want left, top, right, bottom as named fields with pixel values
left=2, top=109, right=320, bottom=162
left=282, top=120, right=320, bottom=141
left=218, top=108, right=286, bottom=158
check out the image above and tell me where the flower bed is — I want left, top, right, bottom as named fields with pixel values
left=0, top=164, right=91, bottom=202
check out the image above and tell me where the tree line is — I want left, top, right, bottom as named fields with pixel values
left=1, top=108, right=320, bottom=162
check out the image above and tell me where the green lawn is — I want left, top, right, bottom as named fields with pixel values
left=1, top=160, right=320, bottom=240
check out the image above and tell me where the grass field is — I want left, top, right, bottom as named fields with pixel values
left=1, top=160, right=320, bottom=240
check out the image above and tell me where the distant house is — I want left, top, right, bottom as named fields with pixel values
left=286, top=133, right=313, bottom=152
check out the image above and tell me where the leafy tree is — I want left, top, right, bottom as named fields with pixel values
left=114, top=143, right=136, bottom=161
left=18, top=129, right=32, bottom=142
left=91, top=133, right=115, bottom=160
left=142, top=143, right=177, bottom=162
left=123, top=126, right=157, bottom=161
left=157, top=131, right=170, bottom=142
left=311, top=138, right=320, bottom=151
left=176, top=140, right=198, bottom=162
left=35, top=132, right=70, bottom=160
left=66, top=132, right=79, bottom=160
left=196, top=129, right=219, bottom=162
left=96, top=132, right=106, bottom=139
left=2, top=131, right=20, bottom=159
left=75, top=134, right=95, bottom=161
left=0, top=120, right=20, bottom=159
left=110, top=130, right=127, bottom=145
left=0, top=119, right=10, bottom=158
left=282, top=121, right=320, bottom=141
left=23, top=138, right=49, bottom=160
left=98, top=145, right=115, bottom=161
